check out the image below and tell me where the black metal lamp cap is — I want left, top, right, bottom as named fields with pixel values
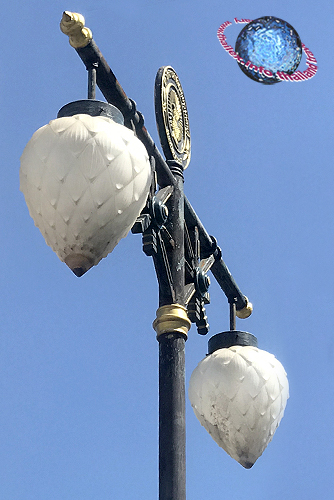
left=57, top=99, right=124, bottom=124
left=208, top=331, right=258, bottom=355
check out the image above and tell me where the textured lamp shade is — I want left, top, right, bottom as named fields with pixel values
left=189, top=345, right=289, bottom=468
left=20, top=114, right=152, bottom=276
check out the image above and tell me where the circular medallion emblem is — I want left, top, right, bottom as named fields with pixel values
left=155, top=66, right=191, bottom=169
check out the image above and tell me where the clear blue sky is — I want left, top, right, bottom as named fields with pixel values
left=1, top=1, right=332, bottom=499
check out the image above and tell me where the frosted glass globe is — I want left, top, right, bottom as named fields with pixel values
left=20, top=114, right=152, bottom=276
left=189, top=345, right=289, bottom=468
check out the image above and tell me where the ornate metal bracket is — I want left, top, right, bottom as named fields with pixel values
left=132, top=182, right=214, bottom=335
left=61, top=12, right=253, bottom=331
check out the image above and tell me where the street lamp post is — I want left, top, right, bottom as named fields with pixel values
left=20, top=12, right=289, bottom=500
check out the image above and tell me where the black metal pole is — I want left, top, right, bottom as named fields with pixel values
left=158, top=335, right=186, bottom=500
left=158, top=161, right=186, bottom=500
left=167, top=162, right=185, bottom=307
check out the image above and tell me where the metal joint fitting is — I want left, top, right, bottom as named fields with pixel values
left=151, top=197, right=169, bottom=228
left=153, top=304, right=191, bottom=339
left=195, top=268, right=210, bottom=296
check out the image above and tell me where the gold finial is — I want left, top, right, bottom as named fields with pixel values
left=153, top=304, right=191, bottom=339
left=236, top=296, right=253, bottom=319
left=60, top=11, right=92, bottom=48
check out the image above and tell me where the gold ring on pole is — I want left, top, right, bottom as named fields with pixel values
left=153, top=304, right=191, bottom=339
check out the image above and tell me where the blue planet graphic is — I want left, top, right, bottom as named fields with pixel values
left=235, top=16, right=302, bottom=84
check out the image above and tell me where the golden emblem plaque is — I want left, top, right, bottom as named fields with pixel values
left=154, top=66, right=191, bottom=169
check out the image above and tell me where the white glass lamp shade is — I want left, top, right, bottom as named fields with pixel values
left=189, top=345, right=289, bottom=468
left=20, top=114, right=152, bottom=276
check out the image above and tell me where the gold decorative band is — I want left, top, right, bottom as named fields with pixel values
left=153, top=304, right=191, bottom=339
left=236, top=296, right=253, bottom=319
left=60, top=11, right=93, bottom=48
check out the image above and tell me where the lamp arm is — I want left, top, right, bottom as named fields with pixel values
left=67, top=28, right=251, bottom=315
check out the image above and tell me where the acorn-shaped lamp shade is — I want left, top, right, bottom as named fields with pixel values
left=189, top=344, right=289, bottom=468
left=20, top=111, right=152, bottom=276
